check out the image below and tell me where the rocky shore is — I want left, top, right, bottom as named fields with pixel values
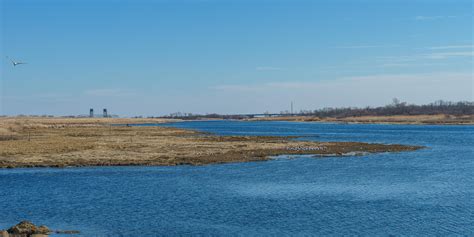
left=0, top=221, right=79, bottom=237
left=0, top=117, right=423, bottom=168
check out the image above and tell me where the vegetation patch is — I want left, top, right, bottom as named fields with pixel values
left=0, top=117, right=423, bottom=168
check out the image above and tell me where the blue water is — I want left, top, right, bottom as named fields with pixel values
left=1, top=121, right=473, bottom=236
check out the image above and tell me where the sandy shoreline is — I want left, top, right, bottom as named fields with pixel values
left=0, top=117, right=423, bottom=168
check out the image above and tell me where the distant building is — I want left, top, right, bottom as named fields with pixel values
left=89, top=108, right=94, bottom=118
left=103, top=108, right=108, bottom=118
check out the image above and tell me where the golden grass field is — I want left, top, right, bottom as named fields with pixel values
left=0, top=117, right=422, bottom=168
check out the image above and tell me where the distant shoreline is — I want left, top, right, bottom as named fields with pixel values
left=1, top=114, right=473, bottom=126
left=243, top=114, right=474, bottom=125
left=0, top=117, right=422, bottom=169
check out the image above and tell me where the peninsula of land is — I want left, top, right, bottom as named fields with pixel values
left=0, top=117, right=422, bottom=168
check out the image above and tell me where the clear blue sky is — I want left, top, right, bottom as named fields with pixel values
left=1, top=0, right=473, bottom=116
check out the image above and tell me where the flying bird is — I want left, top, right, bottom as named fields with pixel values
left=7, top=57, right=27, bottom=67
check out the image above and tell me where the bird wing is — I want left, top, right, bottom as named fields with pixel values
left=6, top=57, right=27, bottom=66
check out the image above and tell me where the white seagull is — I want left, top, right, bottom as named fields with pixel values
left=7, top=57, right=27, bottom=67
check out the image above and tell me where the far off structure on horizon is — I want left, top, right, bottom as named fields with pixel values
left=1, top=0, right=473, bottom=117
left=2, top=49, right=472, bottom=118
left=2, top=54, right=472, bottom=118
left=3, top=56, right=302, bottom=118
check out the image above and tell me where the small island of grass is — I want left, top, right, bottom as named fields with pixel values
left=0, top=117, right=423, bottom=168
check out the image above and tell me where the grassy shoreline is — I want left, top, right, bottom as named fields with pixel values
left=245, top=114, right=474, bottom=125
left=0, top=117, right=423, bottom=168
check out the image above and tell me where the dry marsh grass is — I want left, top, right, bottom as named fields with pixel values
left=248, top=114, right=474, bottom=124
left=0, top=117, right=422, bottom=168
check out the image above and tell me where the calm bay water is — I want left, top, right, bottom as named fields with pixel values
left=1, top=121, right=473, bottom=236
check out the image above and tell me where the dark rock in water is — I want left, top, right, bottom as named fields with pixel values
left=5, top=221, right=51, bottom=236
left=2, top=221, right=80, bottom=237
left=37, top=226, right=50, bottom=235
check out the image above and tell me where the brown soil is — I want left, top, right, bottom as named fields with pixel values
left=0, top=117, right=422, bottom=168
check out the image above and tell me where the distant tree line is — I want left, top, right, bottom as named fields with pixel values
left=161, top=99, right=474, bottom=119
left=296, top=99, right=473, bottom=118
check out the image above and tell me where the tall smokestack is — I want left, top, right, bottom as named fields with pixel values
left=291, top=101, right=294, bottom=115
